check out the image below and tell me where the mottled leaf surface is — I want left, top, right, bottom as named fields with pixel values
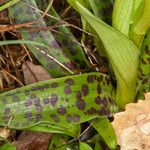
left=8, top=0, right=78, bottom=77
left=137, top=29, right=150, bottom=99
left=0, top=72, right=117, bottom=131
left=36, top=0, right=90, bottom=71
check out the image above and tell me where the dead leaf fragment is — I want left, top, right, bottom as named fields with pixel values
left=22, top=61, right=52, bottom=85
left=14, top=131, right=53, bottom=150
left=112, top=92, right=150, bottom=150
left=0, top=9, right=9, bottom=24
left=0, top=128, right=10, bottom=139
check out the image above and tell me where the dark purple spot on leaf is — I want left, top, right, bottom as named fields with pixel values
left=30, top=94, right=37, bottom=99
left=97, top=84, right=102, bottom=94
left=43, top=97, right=50, bottom=105
left=57, top=106, right=67, bottom=115
left=28, top=118, right=34, bottom=122
left=75, top=99, right=86, bottom=110
left=24, top=90, right=30, bottom=95
left=22, top=122, right=29, bottom=127
left=24, top=100, right=32, bottom=107
left=105, top=77, right=111, bottom=85
left=81, top=84, right=89, bottom=96
left=36, top=106, right=43, bottom=112
left=70, top=61, right=78, bottom=68
left=106, top=110, right=111, bottom=117
left=66, top=114, right=80, bottom=123
left=31, top=84, right=49, bottom=91
left=46, top=61, right=58, bottom=69
left=2, top=99, right=7, bottom=104
left=64, top=86, right=72, bottom=94
left=50, top=114, right=60, bottom=122
left=66, top=115, right=72, bottom=123
left=98, top=107, right=106, bottom=116
left=63, top=62, right=76, bottom=70
left=2, top=115, right=8, bottom=120
left=76, top=91, right=82, bottom=99
left=51, top=82, right=58, bottom=88
left=12, top=95, right=19, bottom=102
left=25, top=112, right=32, bottom=119
left=102, top=97, right=108, bottom=107
left=51, top=41, right=60, bottom=49
left=14, top=122, right=19, bottom=127
left=87, top=107, right=97, bottom=115
left=65, top=78, right=75, bottom=85
left=97, top=76, right=103, bottom=82
left=95, top=96, right=102, bottom=104
left=72, top=114, right=80, bottom=122
left=36, top=114, right=42, bottom=119
left=34, top=98, right=40, bottom=107
left=87, top=75, right=94, bottom=83
left=50, top=94, right=58, bottom=107
left=4, top=108, right=10, bottom=114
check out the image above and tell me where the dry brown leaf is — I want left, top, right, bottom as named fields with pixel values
left=14, top=132, right=53, bottom=150
left=22, top=61, right=52, bottom=85
left=0, top=128, right=10, bottom=139
left=112, top=92, right=150, bottom=150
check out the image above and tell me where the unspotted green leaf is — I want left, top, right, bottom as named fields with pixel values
left=79, top=142, right=93, bottom=150
left=0, top=143, right=16, bottom=150
left=92, top=118, right=117, bottom=149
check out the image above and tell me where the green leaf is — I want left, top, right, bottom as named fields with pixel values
left=128, top=0, right=144, bottom=47
left=26, top=122, right=81, bottom=138
left=67, top=0, right=91, bottom=41
left=49, top=134, right=70, bottom=150
left=94, top=141, right=103, bottom=150
left=92, top=118, right=117, bottom=149
left=0, top=72, right=117, bottom=132
left=132, top=0, right=150, bottom=47
left=0, top=143, right=16, bottom=150
left=134, top=0, right=150, bottom=35
left=0, top=0, right=20, bottom=11
left=67, top=0, right=91, bottom=11
left=8, top=0, right=81, bottom=77
left=74, top=1, right=139, bottom=108
left=112, top=0, right=134, bottom=36
left=35, top=1, right=90, bottom=71
left=137, top=29, right=150, bottom=99
left=68, top=0, right=113, bottom=56
left=48, top=134, right=79, bottom=150
left=88, top=0, right=113, bottom=24
left=79, top=142, right=93, bottom=150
